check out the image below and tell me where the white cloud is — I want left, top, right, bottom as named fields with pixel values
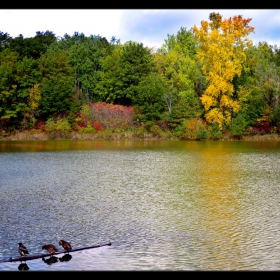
left=1, top=9, right=280, bottom=49
left=0, top=9, right=123, bottom=39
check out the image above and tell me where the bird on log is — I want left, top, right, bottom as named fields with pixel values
left=1, top=241, right=112, bottom=263
left=59, top=240, right=72, bottom=252
left=42, top=244, right=59, bottom=255
left=18, top=242, right=29, bottom=257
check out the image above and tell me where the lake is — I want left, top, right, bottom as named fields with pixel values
left=0, top=139, right=280, bottom=271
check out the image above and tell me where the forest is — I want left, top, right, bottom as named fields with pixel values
left=1, top=12, right=280, bottom=140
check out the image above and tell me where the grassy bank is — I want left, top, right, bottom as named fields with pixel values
left=1, top=129, right=280, bottom=141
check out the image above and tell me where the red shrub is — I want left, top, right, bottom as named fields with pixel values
left=34, top=120, right=46, bottom=131
left=155, top=120, right=170, bottom=131
left=92, top=121, right=103, bottom=131
left=79, top=121, right=87, bottom=128
left=89, top=102, right=136, bottom=129
left=252, top=121, right=274, bottom=134
left=34, top=120, right=46, bottom=129
left=1, top=119, right=10, bottom=126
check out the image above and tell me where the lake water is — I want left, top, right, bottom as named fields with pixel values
left=0, top=139, right=280, bottom=271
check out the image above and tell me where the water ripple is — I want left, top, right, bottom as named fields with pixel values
left=0, top=141, right=280, bottom=270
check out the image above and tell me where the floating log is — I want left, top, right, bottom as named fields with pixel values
left=1, top=241, right=112, bottom=263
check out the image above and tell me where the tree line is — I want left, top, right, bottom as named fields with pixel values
left=1, top=12, right=280, bottom=140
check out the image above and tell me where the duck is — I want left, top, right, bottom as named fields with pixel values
left=42, top=244, right=59, bottom=255
left=18, top=242, right=29, bottom=257
left=59, top=240, right=72, bottom=252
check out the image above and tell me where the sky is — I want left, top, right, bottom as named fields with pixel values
left=1, top=9, right=280, bottom=51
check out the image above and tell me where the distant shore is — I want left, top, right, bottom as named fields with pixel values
left=1, top=130, right=280, bottom=141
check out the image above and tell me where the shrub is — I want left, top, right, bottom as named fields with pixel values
left=81, top=124, right=96, bottom=134
left=229, top=113, right=247, bottom=138
left=34, top=120, right=46, bottom=132
left=272, top=106, right=280, bottom=127
left=196, top=125, right=210, bottom=140
left=135, top=125, right=146, bottom=138
left=209, top=123, right=223, bottom=140
left=92, top=121, right=103, bottom=132
left=45, top=117, right=71, bottom=139
left=250, top=119, right=274, bottom=135
left=181, top=118, right=208, bottom=140
left=150, top=125, right=164, bottom=138
left=155, top=120, right=170, bottom=131
left=89, top=102, right=135, bottom=130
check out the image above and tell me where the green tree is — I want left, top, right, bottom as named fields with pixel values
left=95, top=44, right=124, bottom=103
left=158, top=27, right=197, bottom=58
left=0, top=48, right=20, bottom=130
left=67, top=34, right=111, bottom=103
left=38, top=48, right=75, bottom=119
left=155, top=27, right=204, bottom=125
left=9, top=31, right=57, bottom=60
left=96, top=41, right=154, bottom=105
left=237, top=42, right=280, bottom=126
left=26, top=84, right=41, bottom=127
left=134, top=73, right=167, bottom=123
left=15, top=56, right=42, bottom=128
left=15, top=56, right=41, bottom=100
left=254, top=42, right=280, bottom=116
left=228, top=112, right=247, bottom=138
left=0, top=47, right=42, bottom=130
left=237, top=85, right=265, bottom=126
left=0, top=31, right=12, bottom=51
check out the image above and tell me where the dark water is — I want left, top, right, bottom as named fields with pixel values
left=0, top=140, right=280, bottom=271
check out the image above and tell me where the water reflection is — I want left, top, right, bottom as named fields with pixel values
left=0, top=140, right=280, bottom=271
left=18, top=263, right=29, bottom=270
left=42, top=256, right=59, bottom=266
left=195, top=142, right=244, bottom=270
left=59, top=253, right=72, bottom=262
left=18, top=253, right=73, bottom=270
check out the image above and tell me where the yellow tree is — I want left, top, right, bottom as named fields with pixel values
left=193, top=12, right=254, bottom=128
left=27, top=84, right=41, bottom=127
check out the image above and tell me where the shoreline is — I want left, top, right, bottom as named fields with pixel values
left=1, top=131, right=280, bottom=141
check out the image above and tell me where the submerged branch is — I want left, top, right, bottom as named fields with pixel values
left=1, top=241, right=112, bottom=263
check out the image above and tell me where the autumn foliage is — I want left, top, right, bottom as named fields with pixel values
left=2, top=14, right=280, bottom=140
left=193, top=13, right=255, bottom=128
left=89, top=102, right=136, bottom=130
